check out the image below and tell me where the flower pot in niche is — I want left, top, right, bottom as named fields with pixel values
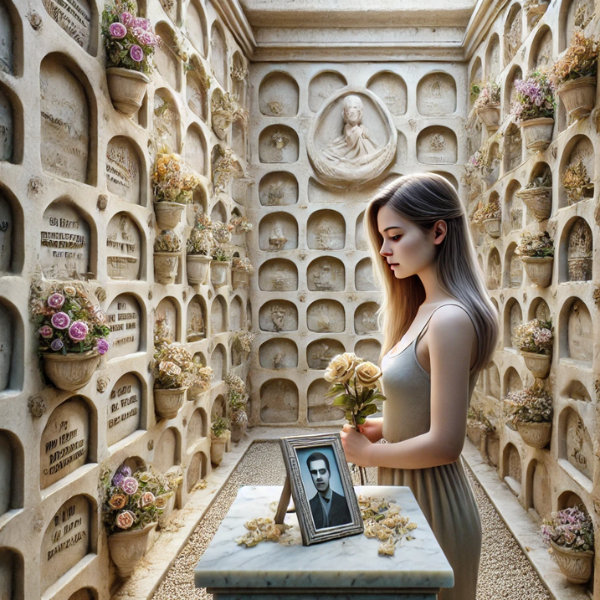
left=107, top=522, right=157, bottom=579
left=42, top=350, right=101, bottom=391
left=232, top=269, right=250, bottom=289
left=520, top=256, right=553, bottom=287
left=210, top=260, right=229, bottom=287
left=568, top=257, right=592, bottom=281
left=154, top=202, right=185, bottom=230
left=154, top=387, right=187, bottom=420
left=154, top=253, right=179, bottom=284
left=230, top=421, right=247, bottom=443
left=210, top=434, right=227, bottom=466
left=483, top=217, right=501, bottom=238
left=516, top=421, right=552, bottom=448
left=106, top=67, right=150, bottom=117
left=520, top=117, right=554, bottom=151
left=557, top=77, right=597, bottom=120
left=550, top=541, right=594, bottom=584
left=476, top=106, right=500, bottom=132
left=519, top=350, right=551, bottom=379
left=186, top=254, right=211, bottom=285
left=515, top=187, right=552, bottom=221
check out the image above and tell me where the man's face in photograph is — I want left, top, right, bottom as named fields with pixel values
left=308, top=459, right=330, bottom=493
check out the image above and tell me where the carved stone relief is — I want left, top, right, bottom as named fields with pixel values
left=507, top=68, right=523, bottom=113
left=307, top=257, right=344, bottom=292
left=187, top=451, right=207, bottom=493
left=259, top=259, right=298, bottom=292
left=354, top=339, right=381, bottom=364
left=106, top=213, right=141, bottom=281
left=533, top=28, right=553, bottom=69
left=187, top=297, right=206, bottom=341
left=186, top=0, right=207, bottom=56
left=107, top=373, right=141, bottom=447
left=260, top=379, right=298, bottom=423
left=534, top=299, right=551, bottom=322
left=210, top=296, right=226, bottom=334
left=307, top=379, right=344, bottom=422
left=355, top=257, right=376, bottom=291
left=259, top=72, right=299, bottom=117
left=354, top=302, right=380, bottom=335
left=185, top=126, right=206, bottom=176
left=308, top=71, right=347, bottom=113
left=307, top=210, right=345, bottom=250
left=259, top=172, right=298, bottom=206
left=307, top=300, right=345, bottom=333
left=210, top=23, right=227, bottom=88
left=232, top=120, right=245, bottom=159
left=367, top=71, right=407, bottom=116
left=154, top=427, right=177, bottom=474
left=417, top=126, right=457, bottom=164
left=565, top=0, right=595, bottom=47
left=0, top=88, right=12, bottom=162
left=258, top=212, right=298, bottom=251
left=531, top=461, right=552, bottom=518
left=564, top=408, right=593, bottom=480
left=259, top=338, right=298, bottom=370
left=106, top=137, right=141, bottom=204
left=107, top=294, right=141, bottom=359
left=567, top=300, right=593, bottom=363
left=259, top=125, right=299, bottom=163
left=567, top=219, right=593, bottom=281
left=417, top=73, right=457, bottom=116
left=42, top=0, right=92, bottom=52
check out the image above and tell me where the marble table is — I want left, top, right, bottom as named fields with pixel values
left=195, top=485, right=454, bottom=599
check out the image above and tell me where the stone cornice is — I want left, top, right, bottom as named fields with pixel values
left=213, top=0, right=257, bottom=59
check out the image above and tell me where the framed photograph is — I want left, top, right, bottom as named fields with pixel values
left=279, top=432, right=364, bottom=546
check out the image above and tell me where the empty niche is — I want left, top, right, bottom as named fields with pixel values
left=505, top=299, right=523, bottom=348
left=259, top=259, right=298, bottom=291
left=307, top=379, right=344, bottom=423
left=186, top=0, right=207, bottom=56
left=307, top=257, right=344, bottom=292
left=259, top=339, right=298, bottom=369
left=154, top=89, right=180, bottom=152
left=106, top=137, right=142, bottom=204
left=232, top=120, right=245, bottom=159
left=107, top=373, right=142, bottom=447
left=41, top=495, right=91, bottom=592
left=210, top=296, right=226, bottom=334
left=530, top=26, right=553, bottom=69
left=308, top=71, right=347, bottom=113
left=229, top=296, right=243, bottom=331
left=355, top=257, right=376, bottom=291
left=307, top=300, right=344, bottom=333
left=107, top=294, right=142, bottom=359
left=354, top=302, right=379, bottom=335
left=187, top=451, right=207, bottom=493
left=212, top=394, right=226, bottom=418
left=259, top=72, right=299, bottom=117
left=307, top=339, right=345, bottom=370
left=184, top=125, right=206, bottom=176
left=259, top=125, right=299, bottom=163
left=417, top=127, right=457, bottom=164
left=0, top=2, right=14, bottom=73
left=210, top=344, right=226, bottom=381
left=260, top=379, right=298, bottom=423
left=560, top=135, right=594, bottom=208
left=367, top=71, right=407, bottom=116
left=531, top=297, right=551, bottom=322
left=187, top=296, right=206, bottom=341
left=155, top=23, right=179, bottom=90
left=186, top=64, right=208, bottom=121
left=355, top=212, right=367, bottom=250
left=504, top=243, right=523, bottom=288
left=354, top=339, right=381, bottom=364
left=259, top=300, right=298, bottom=332
left=41, top=200, right=91, bottom=279
left=562, top=0, right=595, bottom=51
left=106, top=213, right=141, bottom=281
left=486, top=248, right=501, bottom=290
left=40, top=55, right=90, bottom=183
left=505, top=180, right=523, bottom=231
left=504, top=367, right=523, bottom=394
left=210, top=22, right=227, bottom=88
left=154, top=427, right=179, bottom=474
left=307, top=210, right=345, bottom=250
left=560, top=407, right=593, bottom=481
left=258, top=212, right=298, bottom=251
left=565, top=218, right=593, bottom=282
left=40, top=397, right=90, bottom=488
left=486, top=34, right=501, bottom=81
left=0, top=85, right=13, bottom=162
left=504, top=4, right=523, bottom=65
left=187, top=408, right=207, bottom=448
left=485, top=362, right=501, bottom=399
left=259, top=172, right=298, bottom=206
left=417, top=73, right=457, bottom=116
left=502, top=443, right=522, bottom=495
left=563, top=379, right=591, bottom=402
left=529, top=460, right=551, bottom=519
left=210, top=198, right=227, bottom=223
left=42, top=0, right=93, bottom=53
left=564, top=298, right=593, bottom=364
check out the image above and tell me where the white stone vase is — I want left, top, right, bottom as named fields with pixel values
left=107, top=522, right=157, bottom=579
left=557, top=77, right=597, bottom=120
left=520, top=117, right=554, bottom=151
left=154, top=252, right=179, bottom=284
left=210, top=434, right=228, bottom=466
left=476, top=105, right=500, bottom=132
left=154, top=387, right=187, bottom=420
left=186, top=254, right=211, bottom=285
left=550, top=541, right=594, bottom=584
left=516, top=421, right=552, bottom=448
left=210, top=260, right=229, bottom=287
left=520, top=256, right=554, bottom=287
left=515, top=187, right=552, bottom=221
left=42, top=350, right=101, bottom=392
left=483, top=217, right=501, bottom=238
left=232, top=269, right=250, bottom=289
left=106, top=67, right=150, bottom=117
left=519, top=350, right=551, bottom=379
left=154, top=202, right=185, bottom=230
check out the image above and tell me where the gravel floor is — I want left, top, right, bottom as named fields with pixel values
left=152, top=442, right=551, bottom=600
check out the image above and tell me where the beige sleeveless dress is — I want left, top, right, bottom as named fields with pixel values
left=378, top=303, right=482, bottom=600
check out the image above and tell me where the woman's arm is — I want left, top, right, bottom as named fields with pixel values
left=341, top=306, right=475, bottom=469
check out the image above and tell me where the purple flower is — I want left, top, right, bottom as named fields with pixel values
left=120, top=11, right=134, bottom=27
left=120, top=465, right=132, bottom=477
left=47, top=293, right=65, bottom=309
left=112, top=472, right=125, bottom=487
left=109, top=22, right=127, bottom=39
left=96, top=338, right=110, bottom=355
left=68, top=321, right=89, bottom=341
left=38, top=326, right=53, bottom=339
left=50, top=339, right=64, bottom=352
left=120, top=476, right=139, bottom=495
left=51, top=312, right=70, bottom=330
left=129, top=44, right=144, bottom=62
left=134, top=17, right=150, bottom=30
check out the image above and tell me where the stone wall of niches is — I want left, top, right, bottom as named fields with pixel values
left=466, top=1, right=600, bottom=595
left=0, top=1, right=251, bottom=599
left=247, top=62, right=469, bottom=427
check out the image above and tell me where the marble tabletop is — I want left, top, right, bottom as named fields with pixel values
left=195, top=485, right=454, bottom=591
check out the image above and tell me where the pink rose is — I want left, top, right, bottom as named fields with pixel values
left=47, top=293, right=65, bottom=308
left=120, top=476, right=138, bottom=495
left=38, top=325, right=53, bottom=339
left=133, top=17, right=149, bottom=30
left=51, top=312, right=70, bottom=330
left=120, top=11, right=134, bottom=27
left=115, top=510, right=136, bottom=530
left=68, top=321, right=89, bottom=341
left=139, top=491, right=155, bottom=508
left=109, top=22, right=127, bottom=39
left=129, top=44, right=144, bottom=62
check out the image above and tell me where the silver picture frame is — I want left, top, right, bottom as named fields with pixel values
left=279, top=432, right=364, bottom=546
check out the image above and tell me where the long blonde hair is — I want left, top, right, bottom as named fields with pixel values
left=365, top=173, right=499, bottom=373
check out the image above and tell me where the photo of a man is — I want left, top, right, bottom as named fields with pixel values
left=305, top=450, right=352, bottom=529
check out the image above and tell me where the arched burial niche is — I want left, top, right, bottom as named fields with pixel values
left=485, top=34, right=501, bottom=81
left=259, top=212, right=298, bottom=251
left=229, top=295, right=243, bottom=331
left=559, top=135, right=595, bottom=208
left=469, top=57, right=482, bottom=107
left=486, top=247, right=501, bottom=290
left=40, top=54, right=91, bottom=183
left=210, top=295, right=227, bottom=334
left=416, top=72, right=457, bottom=116
left=504, top=242, right=523, bottom=288
left=307, top=339, right=345, bottom=370
left=562, top=218, right=593, bottom=282
left=354, top=302, right=380, bottom=335
left=154, top=88, right=180, bottom=153
left=231, top=52, right=247, bottom=103
left=530, top=296, right=551, bottom=322
left=187, top=408, right=207, bottom=447
left=416, top=127, right=457, bottom=164
left=41, top=397, right=91, bottom=489
left=307, top=379, right=344, bottom=423
left=41, top=200, right=92, bottom=280
left=259, top=259, right=298, bottom=292
left=502, top=443, right=522, bottom=496
left=210, top=344, right=226, bottom=382
left=307, top=256, right=344, bottom=292
left=367, top=71, right=407, bottom=116
left=259, top=72, right=299, bottom=116
left=155, top=23, right=180, bottom=90
left=187, top=451, right=207, bottom=493
left=259, top=172, right=298, bottom=206
left=355, top=339, right=381, bottom=364
left=259, top=125, right=299, bottom=163
left=106, top=212, right=142, bottom=281
left=154, top=427, right=180, bottom=474
left=355, top=211, right=367, bottom=251
left=187, top=295, right=206, bottom=341
left=529, top=26, right=553, bottom=70
left=527, top=459, right=552, bottom=519
left=505, top=65, right=523, bottom=120
left=107, top=294, right=142, bottom=359
left=156, top=297, right=179, bottom=342
left=260, top=379, right=298, bottom=423
left=0, top=430, right=23, bottom=516
left=561, top=0, right=595, bottom=52
left=259, top=338, right=298, bottom=370
left=505, top=180, right=523, bottom=232
left=504, top=298, right=523, bottom=349
left=106, top=136, right=143, bottom=204
left=186, top=58, right=208, bottom=121
left=504, top=123, right=522, bottom=174
left=307, top=300, right=345, bottom=333
left=355, top=258, right=376, bottom=291
left=560, top=297, right=593, bottom=366
left=212, top=394, right=226, bottom=419
left=559, top=406, right=593, bottom=482
left=0, top=299, right=18, bottom=393
left=232, top=120, right=245, bottom=159
left=0, top=185, right=22, bottom=275
left=186, top=0, right=208, bottom=56
left=185, top=124, right=206, bottom=176
left=308, top=71, right=347, bottom=113
left=107, top=373, right=143, bottom=447
left=0, top=83, right=14, bottom=163
left=210, top=22, right=228, bottom=88
left=259, top=300, right=298, bottom=332
left=504, top=366, right=523, bottom=396
left=41, top=495, right=91, bottom=592
left=307, top=210, right=346, bottom=250
left=504, top=4, right=523, bottom=66
left=210, top=197, right=227, bottom=223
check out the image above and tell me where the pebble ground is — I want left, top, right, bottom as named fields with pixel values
left=152, top=442, right=551, bottom=600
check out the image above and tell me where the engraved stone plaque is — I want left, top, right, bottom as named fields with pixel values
left=106, top=137, right=141, bottom=204
left=0, top=432, right=11, bottom=515
left=42, top=0, right=92, bottom=51
left=107, top=373, right=141, bottom=447
left=187, top=71, right=207, bottom=121
left=0, top=302, right=12, bottom=391
left=259, top=125, right=299, bottom=164
left=154, top=90, right=179, bottom=152
left=565, top=409, right=593, bottom=480
left=211, top=345, right=225, bottom=381
left=260, top=379, right=298, bottom=423
left=107, top=294, right=141, bottom=359
left=532, top=461, right=551, bottom=518
left=417, top=127, right=457, bottom=164
left=307, top=300, right=345, bottom=333
left=259, top=300, right=298, bottom=333
left=106, top=213, right=141, bottom=280
left=155, top=25, right=179, bottom=90
left=258, top=338, right=298, bottom=370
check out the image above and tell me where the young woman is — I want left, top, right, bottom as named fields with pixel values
left=340, top=173, right=499, bottom=600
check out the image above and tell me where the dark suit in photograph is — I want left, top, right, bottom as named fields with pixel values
left=309, top=489, right=352, bottom=529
